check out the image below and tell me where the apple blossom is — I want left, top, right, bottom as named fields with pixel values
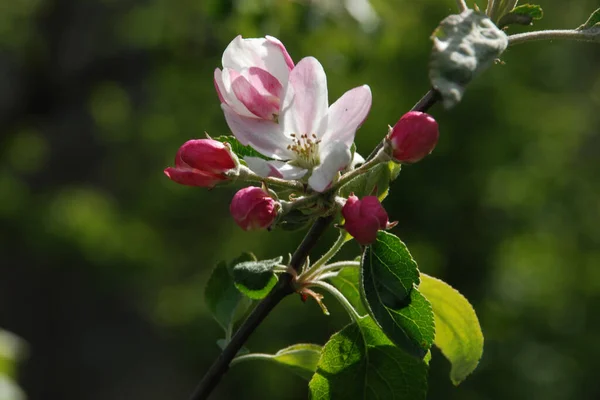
left=388, top=111, right=439, bottom=163
left=230, top=187, right=279, bottom=231
left=221, top=52, right=372, bottom=192
left=342, top=194, right=392, bottom=245
left=164, top=139, right=237, bottom=188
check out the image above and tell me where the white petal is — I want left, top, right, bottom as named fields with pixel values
left=321, top=85, right=372, bottom=148
left=308, top=142, right=352, bottom=192
left=222, top=35, right=291, bottom=88
left=280, top=57, right=329, bottom=138
left=222, top=104, right=293, bottom=160
left=350, top=151, right=365, bottom=169
left=245, top=157, right=307, bottom=180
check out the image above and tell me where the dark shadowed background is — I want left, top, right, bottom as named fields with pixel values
left=1, top=0, right=599, bottom=399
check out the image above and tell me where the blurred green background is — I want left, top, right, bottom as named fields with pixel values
left=1, top=0, right=599, bottom=399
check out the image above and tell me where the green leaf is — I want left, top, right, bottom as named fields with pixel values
left=205, top=254, right=255, bottom=333
left=577, top=8, right=600, bottom=30
left=512, top=4, right=543, bottom=19
left=213, top=135, right=269, bottom=161
left=361, top=231, right=435, bottom=358
left=309, top=316, right=428, bottom=400
left=339, top=161, right=398, bottom=200
left=419, top=274, right=484, bottom=385
left=328, top=267, right=368, bottom=316
left=231, top=257, right=282, bottom=299
left=497, top=4, right=543, bottom=28
left=430, top=10, right=508, bottom=108
left=235, top=344, right=322, bottom=380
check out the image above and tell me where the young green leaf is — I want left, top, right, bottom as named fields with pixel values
left=577, top=8, right=600, bottom=31
left=309, top=316, right=428, bottom=400
left=497, top=4, right=543, bottom=28
left=204, top=254, right=255, bottom=333
left=213, top=135, right=269, bottom=161
left=231, top=257, right=282, bottom=299
left=328, top=266, right=368, bottom=316
left=233, top=344, right=322, bottom=380
left=419, top=274, right=484, bottom=385
left=339, top=162, right=397, bottom=200
left=361, top=231, right=435, bottom=358
left=430, top=10, right=508, bottom=108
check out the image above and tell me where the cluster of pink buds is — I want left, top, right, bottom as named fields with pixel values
left=164, top=138, right=280, bottom=231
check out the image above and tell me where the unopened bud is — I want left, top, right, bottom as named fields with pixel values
left=230, top=187, right=279, bottom=231
left=164, top=139, right=237, bottom=188
left=388, top=111, right=439, bottom=163
left=342, top=194, right=392, bottom=245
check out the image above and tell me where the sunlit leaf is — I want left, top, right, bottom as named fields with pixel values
left=419, top=274, right=484, bottom=385
left=234, top=344, right=322, bottom=380
left=309, top=316, right=428, bottom=399
left=361, top=231, right=435, bottom=358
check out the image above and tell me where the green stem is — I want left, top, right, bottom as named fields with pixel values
left=238, top=166, right=305, bottom=191
left=308, top=280, right=361, bottom=323
left=329, top=147, right=391, bottom=193
left=508, top=29, right=600, bottom=46
left=305, top=232, right=348, bottom=275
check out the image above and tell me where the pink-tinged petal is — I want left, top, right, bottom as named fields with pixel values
left=231, top=75, right=279, bottom=120
left=213, top=68, right=226, bottom=103
left=321, top=85, right=372, bottom=147
left=222, top=35, right=291, bottom=88
left=218, top=68, right=255, bottom=118
left=280, top=57, right=329, bottom=138
left=308, top=141, right=351, bottom=192
left=245, top=67, right=283, bottom=99
left=265, top=35, right=294, bottom=70
left=177, top=139, right=236, bottom=173
left=222, top=104, right=293, bottom=160
left=245, top=157, right=308, bottom=180
left=164, top=167, right=223, bottom=188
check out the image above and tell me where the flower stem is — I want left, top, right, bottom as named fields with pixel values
left=238, top=166, right=305, bottom=191
left=330, top=147, right=390, bottom=192
left=508, top=29, right=600, bottom=46
left=308, top=280, right=361, bottom=323
left=311, top=232, right=348, bottom=270
left=303, top=260, right=360, bottom=283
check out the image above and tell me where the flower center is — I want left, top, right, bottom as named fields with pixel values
left=287, top=133, right=321, bottom=169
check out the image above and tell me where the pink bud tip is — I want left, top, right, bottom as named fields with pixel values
left=164, top=139, right=236, bottom=188
left=342, top=194, right=390, bottom=245
left=230, top=187, right=279, bottom=231
left=388, top=111, right=439, bottom=164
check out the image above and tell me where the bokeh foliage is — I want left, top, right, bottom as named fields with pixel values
left=0, top=0, right=599, bottom=399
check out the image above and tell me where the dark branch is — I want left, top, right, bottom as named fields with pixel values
left=188, top=216, right=334, bottom=400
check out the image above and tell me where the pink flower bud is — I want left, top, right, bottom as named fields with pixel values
left=342, top=195, right=391, bottom=245
left=230, top=187, right=279, bottom=231
left=164, top=139, right=236, bottom=188
left=388, top=111, right=439, bottom=163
